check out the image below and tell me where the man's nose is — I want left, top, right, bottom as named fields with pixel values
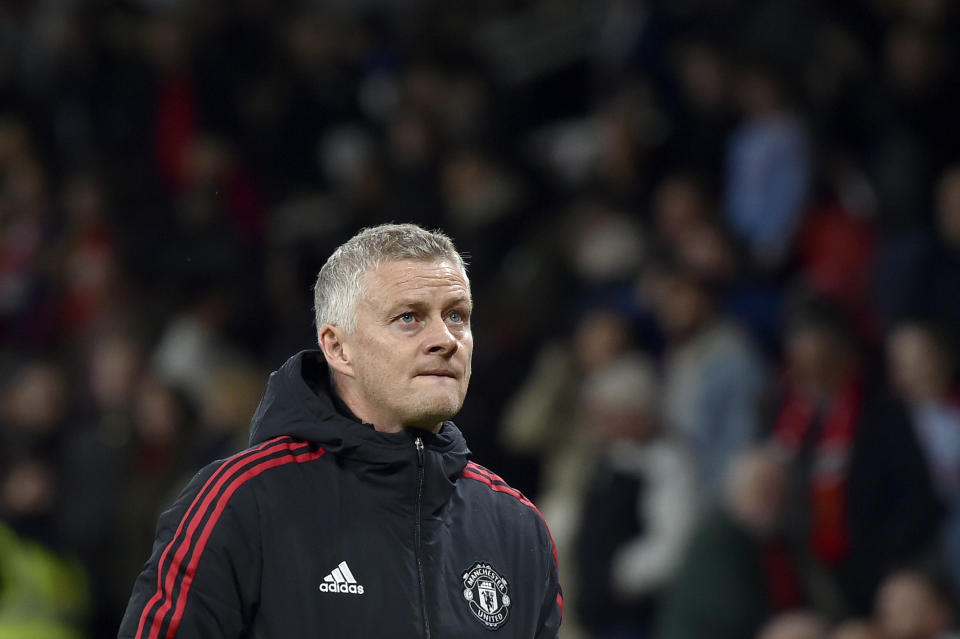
left=425, top=317, right=458, bottom=355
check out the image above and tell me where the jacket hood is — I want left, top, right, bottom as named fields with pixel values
left=249, top=350, right=471, bottom=471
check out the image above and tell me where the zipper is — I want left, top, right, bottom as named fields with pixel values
left=414, top=436, right=431, bottom=638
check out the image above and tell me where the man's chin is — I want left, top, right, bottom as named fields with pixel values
left=402, top=398, right=464, bottom=431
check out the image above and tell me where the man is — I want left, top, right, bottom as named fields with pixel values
left=646, top=257, right=768, bottom=504
left=573, top=353, right=697, bottom=639
left=657, top=447, right=812, bottom=639
left=118, top=223, right=562, bottom=638
left=771, top=299, right=940, bottom=614
left=886, top=320, right=960, bottom=594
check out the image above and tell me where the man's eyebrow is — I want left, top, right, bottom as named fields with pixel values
left=384, top=296, right=472, bottom=315
left=447, top=295, right=473, bottom=308
left=385, top=299, right=424, bottom=314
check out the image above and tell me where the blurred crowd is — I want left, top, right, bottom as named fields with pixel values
left=1, top=0, right=959, bottom=638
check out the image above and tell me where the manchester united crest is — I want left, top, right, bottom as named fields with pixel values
left=462, top=562, right=511, bottom=630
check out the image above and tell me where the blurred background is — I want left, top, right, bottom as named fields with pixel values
left=1, top=0, right=959, bottom=638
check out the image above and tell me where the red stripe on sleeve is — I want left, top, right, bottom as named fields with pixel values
left=134, top=437, right=296, bottom=639
left=162, top=447, right=326, bottom=638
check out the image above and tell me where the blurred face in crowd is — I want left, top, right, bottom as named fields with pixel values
left=885, top=24, right=940, bottom=94
left=321, top=259, right=473, bottom=433
left=201, top=367, right=264, bottom=435
left=887, top=324, right=951, bottom=404
left=675, top=221, right=739, bottom=283
left=785, top=324, right=851, bottom=396
left=89, top=334, right=143, bottom=412
left=573, top=310, right=632, bottom=373
left=582, top=354, right=660, bottom=444
left=2, top=362, right=68, bottom=433
left=135, top=377, right=186, bottom=447
left=568, top=205, right=644, bottom=282
left=677, top=43, right=728, bottom=113
left=0, top=459, right=56, bottom=517
left=653, top=175, right=708, bottom=246
left=441, top=151, right=517, bottom=227
left=735, top=67, right=782, bottom=117
left=651, top=272, right=713, bottom=342
left=876, top=571, right=953, bottom=639
left=388, top=111, right=435, bottom=170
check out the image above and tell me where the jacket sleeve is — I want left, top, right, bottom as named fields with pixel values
left=533, top=514, right=563, bottom=639
left=117, top=461, right=262, bottom=639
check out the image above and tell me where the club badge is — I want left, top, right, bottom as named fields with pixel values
left=462, top=562, right=511, bottom=630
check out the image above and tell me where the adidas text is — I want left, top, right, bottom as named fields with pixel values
left=318, top=583, right=364, bottom=594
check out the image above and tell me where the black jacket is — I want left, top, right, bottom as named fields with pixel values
left=118, top=351, right=562, bottom=639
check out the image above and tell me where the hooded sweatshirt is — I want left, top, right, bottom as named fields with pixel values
left=118, top=351, right=562, bottom=639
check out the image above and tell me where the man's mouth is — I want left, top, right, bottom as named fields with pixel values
left=418, top=370, right=457, bottom=378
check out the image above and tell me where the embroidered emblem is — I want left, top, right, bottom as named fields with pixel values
left=462, top=562, right=511, bottom=629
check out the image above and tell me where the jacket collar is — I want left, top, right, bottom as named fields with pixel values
left=249, top=350, right=471, bottom=500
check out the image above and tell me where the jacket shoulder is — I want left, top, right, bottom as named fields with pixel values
left=461, top=461, right=534, bottom=506
left=461, top=461, right=558, bottom=566
left=197, top=436, right=329, bottom=498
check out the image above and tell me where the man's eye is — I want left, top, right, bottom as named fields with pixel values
left=399, top=312, right=415, bottom=324
left=448, top=311, right=464, bottom=323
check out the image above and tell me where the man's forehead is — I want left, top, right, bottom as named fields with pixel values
left=362, top=259, right=471, bottom=300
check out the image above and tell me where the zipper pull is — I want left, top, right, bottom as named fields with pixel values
left=415, top=436, right=424, bottom=467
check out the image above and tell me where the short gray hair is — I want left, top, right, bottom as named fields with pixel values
left=314, top=223, right=468, bottom=332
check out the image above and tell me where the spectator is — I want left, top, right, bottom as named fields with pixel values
left=664, top=39, right=735, bottom=181
left=770, top=298, right=941, bottom=613
left=192, top=362, right=265, bottom=465
left=0, top=360, right=89, bottom=638
left=0, top=358, right=72, bottom=543
left=573, top=353, right=697, bottom=639
left=656, top=447, right=816, bottom=639
left=57, top=329, right=145, bottom=635
left=104, top=375, right=195, bottom=629
left=150, top=288, right=247, bottom=407
left=725, top=59, right=811, bottom=271
left=650, top=172, right=782, bottom=349
left=644, top=257, right=768, bottom=502
left=51, top=173, right=124, bottom=341
left=866, top=21, right=956, bottom=229
left=0, top=119, right=55, bottom=347
left=886, top=320, right=960, bottom=594
left=501, top=307, right=636, bottom=639
left=0, top=469, right=90, bottom=639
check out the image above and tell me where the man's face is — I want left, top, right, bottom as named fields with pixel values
left=339, top=259, right=473, bottom=432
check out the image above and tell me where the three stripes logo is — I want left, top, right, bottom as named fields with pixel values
left=319, top=561, right=365, bottom=595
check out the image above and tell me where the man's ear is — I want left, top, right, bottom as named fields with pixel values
left=318, top=324, right=354, bottom=378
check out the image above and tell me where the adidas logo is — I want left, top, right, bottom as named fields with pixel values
left=319, top=561, right=365, bottom=595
